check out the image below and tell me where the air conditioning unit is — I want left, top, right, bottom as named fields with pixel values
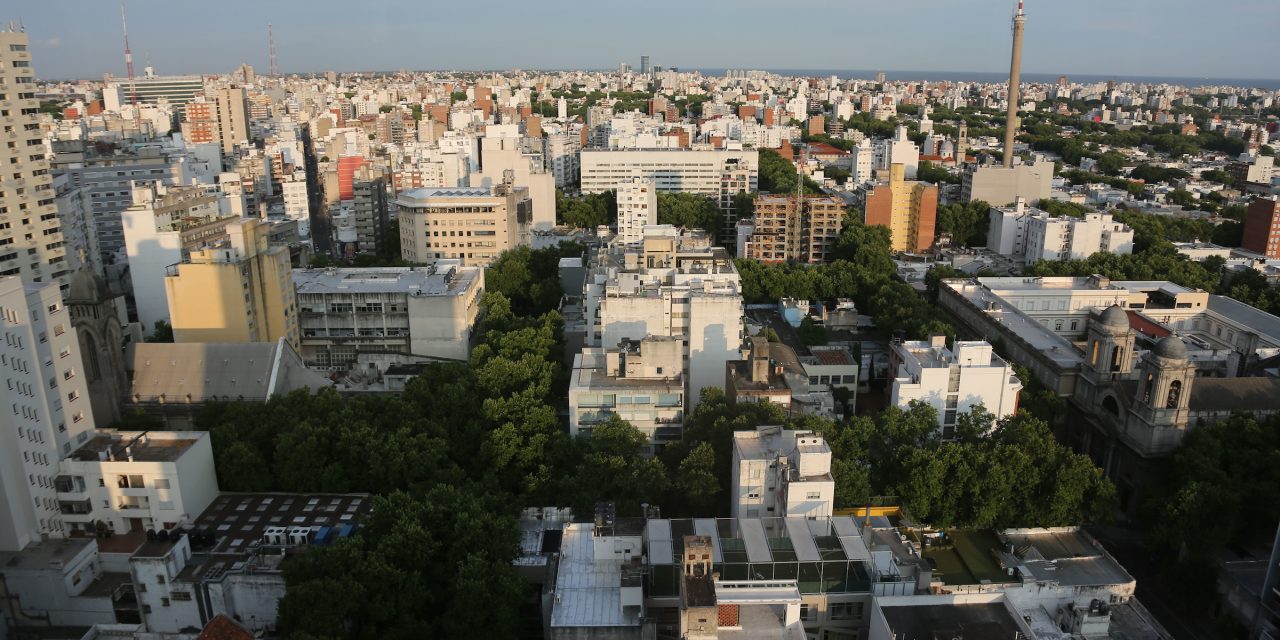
left=287, top=526, right=312, bottom=546
left=263, top=526, right=287, bottom=546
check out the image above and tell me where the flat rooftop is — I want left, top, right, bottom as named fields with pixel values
left=293, top=264, right=478, bottom=296
left=979, top=275, right=1121, bottom=292
left=69, top=431, right=202, bottom=463
left=944, top=280, right=1084, bottom=369
left=396, top=186, right=494, bottom=201
left=1002, top=529, right=1135, bottom=588
left=1208, top=294, right=1280, bottom=340
left=550, top=523, right=640, bottom=629
left=180, top=493, right=371, bottom=574
left=880, top=602, right=1024, bottom=640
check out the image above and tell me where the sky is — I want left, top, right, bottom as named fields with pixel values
left=10, top=0, right=1279, bottom=81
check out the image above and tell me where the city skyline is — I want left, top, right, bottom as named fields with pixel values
left=11, top=0, right=1279, bottom=81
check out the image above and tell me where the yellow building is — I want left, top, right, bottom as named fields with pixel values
left=864, top=163, right=938, bottom=253
left=396, top=183, right=532, bottom=266
left=164, top=219, right=299, bottom=349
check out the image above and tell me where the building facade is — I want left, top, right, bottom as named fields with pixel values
left=1242, top=197, right=1280, bottom=259
left=568, top=336, right=685, bottom=451
left=616, top=177, right=658, bottom=244
left=397, top=184, right=532, bottom=266
left=864, top=163, right=938, bottom=253
left=731, top=426, right=835, bottom=520
left=888, top=336, right=1022, bottom=439
left=737, top=194, right=844, bottom=264
left=164, top=219, right=299, bottom=350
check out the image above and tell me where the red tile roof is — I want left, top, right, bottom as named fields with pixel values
left=1126, top=310, right=1172, bottom=338
left=197, top=614, right=255, bottom=640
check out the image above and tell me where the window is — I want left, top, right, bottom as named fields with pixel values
left=806, top=492, right=821, bottom=500
left=829, top=602, right=863, bottom=621
left=160, top=597, right=170, bottom=607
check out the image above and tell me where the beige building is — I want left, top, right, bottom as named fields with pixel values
left=214, top=87, right=250, bottom=154
left=568, top=335, right=685, bottom=451
left=397, top=184, right=532, bottom=266
left=864, top=163, right=938, bottom=253
left=0, top=28, right=70, bottom=291
left=164, top=219, right=299, bottom=350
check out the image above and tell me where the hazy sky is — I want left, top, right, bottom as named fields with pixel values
left=11, top=0, right=1279, bottom=81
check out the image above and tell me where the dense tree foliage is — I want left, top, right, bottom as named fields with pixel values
left=557, top=189, right=615, bottom=230
left=656, top=192, right=722, bottom=238
left=917, top=160, right=960, bottom=186
left=1036, top=199, right=1091, bottom=219
left=758, top=148, right=821, bottom=195
left=735, top=215, right=953, bottom=339
left=484, top=243, right=584, bottom=315
left=935, top=200, right=990, bottom=246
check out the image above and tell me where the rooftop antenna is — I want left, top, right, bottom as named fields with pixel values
left=120, top=1, right=140, bottom=131
left=268, top=23, right=279, bottom=78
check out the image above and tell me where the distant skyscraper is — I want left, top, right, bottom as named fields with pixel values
left=876, top=71, right=886, bottom=85
left=215, top=87, right=250, bottom=154
left=640, top=55, right=650, bottom=75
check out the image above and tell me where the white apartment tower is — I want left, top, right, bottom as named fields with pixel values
left=1024, top=211, right=1135, bottom=263
left=616, top=177, right=657, bottom=244
left=0, top=28, right=71, bottom=292
left=889, top=336, right=1022, bottom=439
left=731, top=426, right=835, bottom=520
left=0, top=277, right=96, bottom=552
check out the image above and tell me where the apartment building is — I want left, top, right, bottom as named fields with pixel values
left=104, top=74, right=205, bottom=114
left=889, top=336, right=1022, bottom=439
left=731, top=425, right=835, bottom=520
left=397, top=184, right=532, bottom=266
left=351, top=165, right=389, bottom=255
left=582, top=226, right=745, bottom=409
left=568, top=335, right=685, bottom=450
left=293, top=263, right=484, bottom=369
left=1024, top=212, right=1134, bottom=263
left=1242, top=196, right=1280, bottom=259
left=214, top=87, right=250, bottom=154
left=737, top=194, right=844, bottom=264
left=0, top=277, right=96, bottom=552
left=0, top=29, right=71, bottom=291
left=961, top=158, right=1053, bottom=206
left=864, top=163, right=938, bottom=253
left=616, top=177, right=657, bottom=244
left=580, top=147, right=758, bottom=244
left=164, top=219, right=299, bottom=350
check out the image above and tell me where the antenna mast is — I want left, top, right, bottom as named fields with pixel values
left=120, top=2, right=140, bottom=131
left=269, top=23, right=279, bottom=78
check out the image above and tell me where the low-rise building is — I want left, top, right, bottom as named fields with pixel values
left=293, top=263, right=484, bottom=370
left=731, top=425, right=834, bottom=520
left=889, top=336, right=1022, bottom=438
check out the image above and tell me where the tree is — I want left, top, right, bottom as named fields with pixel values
left=1094, top=150, right=1126, bottom=176
left=657, top=192, right=721, bottom=237
left=797, top=316, right=828, bottom=346
left=146, top=320, right=173, bottom=343
left=673, top=442, right=720, bottom=515
left=935, top=200, right=990, bottom=246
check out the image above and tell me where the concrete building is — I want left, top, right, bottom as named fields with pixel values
left=1230, top=154, right=1275, bottom=187
left=397, top=184, right=532, bottom=266
left=351, top=166, right=389, bottom=255
left=580, top=148, right=758, bottom=244
left=616, top=177, right=658, bottom=244
left=105, top=75, right=205, bottom=114
left=214, top=87, right=250, bottom=155
left=0, top=277, right=97, bottom=552
left=731, top=425, right=834, bottom=520
left=54, top=431, right=218, bottom=536
left=121, top=183, right=232, bottom=331
left=864, top=164, right=938, bottom=253
left=468, top=127, right=557, bottom=233
left=0, top=29, right=72, bottom=291
left=544, top=131, right=582, bottom=188
left=990, top=201, right=1135, bottom=263
left=127, top=340, right=330, bottom=429
left=737, top=194, right=844, bottom=264
left=51, top=142, right=186, bottom=263
left=1242, top=197, right=1280, bottom=259
left=582, top=226, right=745, bottom=409
left=961, top=158, right=1053, bottom=206
left=164, top=219, right=299, bottom=350
left=293, top=263, right=484, bottom=370
left=568, top=336, right=685, bottom=451
left=725, top=337, right=803, bottom=411
left=889, top=336, right=1022, bottom=439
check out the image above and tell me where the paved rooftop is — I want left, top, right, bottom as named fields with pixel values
left=293, top=263, right=479, bottom=297
left=880, top=602, right=1024, bottom=640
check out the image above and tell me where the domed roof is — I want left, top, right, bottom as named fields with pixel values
left=66, top=268, right=110, bottom=304
left=1098, top=305, right=1130, bottom=330
left=1152, top=336, right=1188, bottom=361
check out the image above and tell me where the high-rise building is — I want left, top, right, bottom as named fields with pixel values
left=736, top=194, right=844, bottom=264
left=615, top=177, right=657, bottom=244
left=396, top=183, right=533, bottom=267
left=103, top=74, right=205, bottom=115
left=1242, top=197, right=1280, bottom=259
left=0, top=277, right=97, bottom=551
left=180, top=96, right=218, bottom=145
left=640, top=55, right=650, bottom=75
left=214, top=87, right=250, bottom=154
left=163, top=219, right=299, bottom=350
left=864, top=163, right=938, bottom=253
left=351, top=166, right=389, bottom=255
left=0, top=29, right=72, bottom=292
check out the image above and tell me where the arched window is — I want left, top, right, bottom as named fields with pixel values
left=1141, top=373, right=1153, bottom=404
left=1166, top=380, right=1182, bottom=409
left=78, top=330, right=101, bottom=382
left=1102, top=395, right=1120, bottom=416
left=1110, top=344, right=1123, bottom=372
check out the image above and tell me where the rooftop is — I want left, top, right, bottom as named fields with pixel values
left=396, top=186, right=496, bottom=203
left=130, top=340, right=330, bottom=404
left=1001, top=528, right=1135, bottom=588
left=550, top=523, right=641, bottom=629
left=880, top=601, right=1025, bottom=640
left=943, top=280, right=1084, bottom=369
left=1207, top=294, right=1280, bottom=341
left=68, top=431, right=203, bottom=464
left=293, top=263, right=479, bottom=297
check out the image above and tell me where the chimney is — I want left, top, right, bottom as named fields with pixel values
left=750, top=338, right=771, bottom=382
left=1003, top=0, right=1027, bottom=168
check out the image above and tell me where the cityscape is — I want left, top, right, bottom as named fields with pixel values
left=0, top=1, right=1278, bottom=639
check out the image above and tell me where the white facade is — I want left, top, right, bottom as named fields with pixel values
left=889, top=337, right=1022, bottom=439
left=0, top=278, right=96, bottom=551
left=987, top=197, right=1034, bottom=257
left=731, top=426, right=835, bottom=520
left=616, top=178, right=657, bottom=244
left=1024, top=211, right=1134, bottom=263
left=850, top=139, right=875, bottom=186
left=54, top=431, right=219, bottom=536
left=583, top=228, right=744, bottom=409
left=281, top=172, right=310, bottom=237
left=568, top=336, right=685, bottom=451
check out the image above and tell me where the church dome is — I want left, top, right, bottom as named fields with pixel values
left=1098, top=305, right=1129, bottom=331
left=1152, top=336, right=1189, bottom=361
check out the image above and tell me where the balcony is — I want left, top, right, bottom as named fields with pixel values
left=116, top=498, right=150, bottom=512
left=58, top=499, right=93, bottom=516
